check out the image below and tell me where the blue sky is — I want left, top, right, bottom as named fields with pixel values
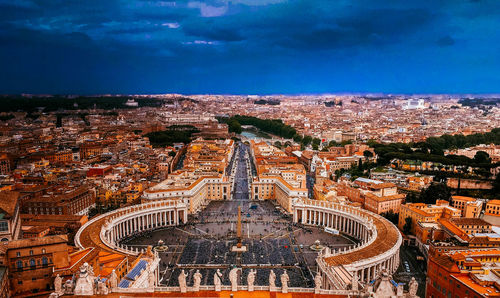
left=0, top=0, right=499, bottom=94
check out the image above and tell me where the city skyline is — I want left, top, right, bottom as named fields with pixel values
left=0, top=1, right=499, bottom=296
left=1, top=0, right=500, bottom=94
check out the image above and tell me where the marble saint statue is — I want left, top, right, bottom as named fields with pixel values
left=269, top=269, right=276, bottom=291
left=315, top=272, right=322, bottom=292
left=178, top=269, right=187, bottom=293
left=281, top=270, right=289, bottom=294
left=229, top=267, right=239, bottom=291
left=193, top=270, right=202, bottom=292
left=214, top=269, right=223, bottom=292
left=109, top=269, right=118, bottom=289
left=409, top=277, right=418, bottom=297
left=247, top=269, right=256, bottom=292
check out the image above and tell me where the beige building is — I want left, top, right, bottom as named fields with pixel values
left=485, top=199, right=500, bottom=216
left=143, top=172, right=231, bottom=213
left=143, top=138, right=234, bottom=214
left=398, top=200, right=461, bottom=235
left=250, top=141, right=308, bottom=212
left=364, top=192, right=405, bottom=215
left=451, top=195, right=483, bottom=218
left=483, top=199, right=500, bottom=225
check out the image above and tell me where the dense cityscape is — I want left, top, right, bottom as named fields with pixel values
left=1, top=0, right=500, bottom=297
left=0, top=94, right=498, bottom=297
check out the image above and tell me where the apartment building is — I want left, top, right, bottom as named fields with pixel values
left=451, top=196, right=483, bottom=218
left=250, top=140, right=308, bottom=212
left=483, top=199, right=500, bottom=225
left=143, top=138, right=234, bottom=214
left=398, top=200, right=461, bottom=235
left=4, top=235, right=70, bottom=295
left=22, top=185, right=96, bottom=216
left=427, top=249, right=500, bottom=298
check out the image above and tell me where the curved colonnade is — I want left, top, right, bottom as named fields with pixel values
left=292, top=199, right=402, bottom=290
left=75, top=200, right=189, bottom=256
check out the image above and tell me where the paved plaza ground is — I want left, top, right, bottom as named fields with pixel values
left=122, top=200, right=356, bottom=287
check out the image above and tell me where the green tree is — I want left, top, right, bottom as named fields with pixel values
left=145, top=126, right=199, bottom=147
left=227, top=119, right=242, bottom=134
left=302, top=135, right=313, bottom=146
left=493, top=174, right=500, bottom=195
left=363, top=150, right=373, bottom=160
left=406, top=192, right=418, bottom=203
left=381, top=210, right=399, bottom=225
left=293, top=134, right=303, bottom=143
left=403, top=217, right=413, bottom=235
left=474, top=151, right=491, bottom=164
left=419, top=183, right=451, bottom=204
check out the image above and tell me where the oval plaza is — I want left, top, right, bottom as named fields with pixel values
left=74, top=139, right=403, bottom=297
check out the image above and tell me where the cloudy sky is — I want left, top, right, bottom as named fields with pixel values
left=0, top=0, right=499, bottom=94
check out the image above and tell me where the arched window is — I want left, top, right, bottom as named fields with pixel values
left=30, top=259, right=36, bottom=269
left=42, top=257, right=48, bottom=267
left=16, top=260, right=23, bottom=271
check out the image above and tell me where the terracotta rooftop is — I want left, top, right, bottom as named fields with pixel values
left=438, top=219, right=469, bottom=241
left=0, top=190, right=19, bottom=218
left=451, top=273, right=500, bottom=296
left=364, top=192, right=405, bottom=202
left=7, top=234, right=68, bottom=249
left=23, top=226, right=50, bottom=233
left=451, top=218, right=491, bottom=226
left=451, top=196, right=477, bottom=202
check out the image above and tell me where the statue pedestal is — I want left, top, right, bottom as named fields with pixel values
left=231, top=245, right=247, bottom=252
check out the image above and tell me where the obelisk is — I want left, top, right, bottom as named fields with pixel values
left=232, top=205, right=247, bottom=252
left=236, top=206, right=242, bottom=247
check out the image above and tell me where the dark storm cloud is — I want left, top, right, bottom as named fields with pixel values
left=437, top=35, right=455, bottom=47
left=273, top=8, right=435, bottom=49
left=0, top=0, right=499, bottom=93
